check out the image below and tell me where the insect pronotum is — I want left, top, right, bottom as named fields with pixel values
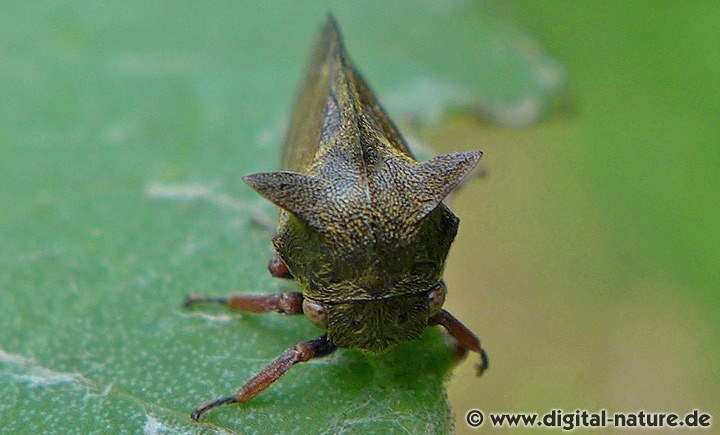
left=185, top=14, right=488, bottom=421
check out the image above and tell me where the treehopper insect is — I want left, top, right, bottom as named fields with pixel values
left=185, top=15, right=488, bottom=421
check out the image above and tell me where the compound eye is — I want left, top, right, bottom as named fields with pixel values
left=302, top=299, right=328, bottom=328
left=428, top=282, right=447, bottom=316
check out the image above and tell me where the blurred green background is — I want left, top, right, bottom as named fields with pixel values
left=445, top=1, right=719, bottom=433
left=1, top=1, right=718, bottom=433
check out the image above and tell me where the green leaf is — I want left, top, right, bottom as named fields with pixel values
left=0, top=1, right=559, bottom=432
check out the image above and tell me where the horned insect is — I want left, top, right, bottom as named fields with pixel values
left=185, top=15, right=488, bottom=421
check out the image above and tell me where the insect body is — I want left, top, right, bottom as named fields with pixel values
left=185, top=15, right=488, bottom=421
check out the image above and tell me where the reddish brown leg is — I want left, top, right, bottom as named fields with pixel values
left=191, top=334, right=336, bottom=421
left=429, top=309, right=489, bottom=376
left=184, top=291, right=304, bottom=314
left=268, top=251, right=293, bottom=279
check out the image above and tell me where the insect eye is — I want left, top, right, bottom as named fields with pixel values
left=428, top=282, right=446, bottom=316
left=351, top=319, right=362, bottom=329
left=302, top=299, right=327, bottom=328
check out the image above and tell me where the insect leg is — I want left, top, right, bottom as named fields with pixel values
left=191, top=334, right=336, bottom=421
left=429, top=309, right=489, bottom=376
left=184, top=292, right=304, bottom=314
